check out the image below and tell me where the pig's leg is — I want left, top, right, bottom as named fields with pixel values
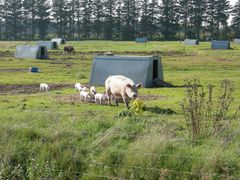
left=122, top=95, right=129, bottom=109
left=114, top=95, right=119, bottom=106
left=106, top=89, right=112, bottom=106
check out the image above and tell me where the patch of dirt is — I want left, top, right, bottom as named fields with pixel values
left=55, top=94, right=167, bottom=104
left=50, top=50, right=189, bottom=57
left=55, top=94, right=103, bottom=104
left=0, top=51, right=14, bottom=57
left=0, top=68, right=29, bottom=72
left=0, top=84, right=74, bottom=95
left=55, top=94, right=80, bottom=103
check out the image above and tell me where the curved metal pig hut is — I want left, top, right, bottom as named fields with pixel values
left=211, top=40, right=230, bottom=49
left=37, top=41, right=58, bottom=50
left=15, top=45, right=48, bottom=59
left=51, top=38, right=66, bottom=45
left=135, top=37, right=148, bottom=43
left=184, top=39, right=199, bottom=45
left=90, top=55, right=164, bottom=88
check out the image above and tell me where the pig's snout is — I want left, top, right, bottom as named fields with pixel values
left=132, top=94, right=137, bottom=99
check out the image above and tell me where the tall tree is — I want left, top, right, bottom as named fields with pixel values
left=0, top=0, right=4, bottom=39
left=205, top=0, right=230, bottom=39
left=139, top=0, right=159, bottom=38
left=22, top=0, right=31, bottom=40
left=232, top=0, right=240, bottom=37
left=140, top=0, right=149, bottom=37
left=205, top=0, right=216, bottom=37
left=35, top=0, right=50, bottom=40
left=52, top=0, right=67, bottom=37
left=92, top=0, right=104, bottom=39
left=115, top=0, right=123, bottom=40
left=147, top=0, right=159, bottom=39
left=189, top=0, right=207, bottom=39
left=75, top=0, right=82, bottom=39
left=103, top=0, right=115, bottom=40
left=0, top=0, right=235, bottom=40
left=2, top=0, right=23, bottom=40
left=159, top=0, right=179, bottom=40
left=215, top=0, right=230, bottom=39
left=81, top=0, right=93, bottom=39
left=65, top=0, right=76, bottom=40
left=29, top=0, right=37, bottom=40
left=121, top=0, right=139, bottom=40
left=178, top=0, right=191, bottom=38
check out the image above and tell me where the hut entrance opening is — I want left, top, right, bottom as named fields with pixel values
left=153, top=60, right=158, bottom=80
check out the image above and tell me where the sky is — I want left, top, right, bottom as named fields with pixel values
left=230, top=0, right=238, bottom=5
left=229, top=0, right=238, bottom=23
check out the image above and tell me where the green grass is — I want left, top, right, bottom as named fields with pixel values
left=0, top=41, right=240, bottom=179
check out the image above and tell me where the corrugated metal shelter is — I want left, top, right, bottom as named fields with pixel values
left=37, top=41, right=58, bottom=50
left=51, top=38, right=66, bottom=45
left=184, top=39, right=199, bottom=45
left=211, top=40, right=230, bottom=49
left=233, top=39, right=240, bottom=44
left=90, top=55, right=163, bottom=88
left=135, top=37, right=148, bottom=43
left=15, top=45, right=48, bottom=59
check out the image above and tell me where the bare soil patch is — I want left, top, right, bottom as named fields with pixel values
left=0, top=84, right=73, bottom=95
left=55, top=94, right=81, bottom=103
left=55, top=94, right=109, bottom=104
left=50, top=50, right=188, bottom=57
left=0, top=51, right=14, bottom=57
left=0, top=68, right=29, bottom=73
left=55, top=94, right=166, bottom=104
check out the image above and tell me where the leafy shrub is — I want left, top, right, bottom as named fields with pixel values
left=117, top=99, right=145, bottom=118
left=181, top=78, right=239, bottom=140
left=130, top=99, right=145, bottom=116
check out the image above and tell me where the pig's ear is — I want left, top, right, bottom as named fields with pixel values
left=127, top=84, right=132, bottom=88
left=136, top=83, right=142, bottom=89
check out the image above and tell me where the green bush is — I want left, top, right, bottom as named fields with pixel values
left=181, top=78, right=239, bottom=140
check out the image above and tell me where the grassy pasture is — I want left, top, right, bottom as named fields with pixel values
left=0, top=41, right=240, bottom=179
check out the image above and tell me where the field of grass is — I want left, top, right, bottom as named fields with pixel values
left=0, top=41, right=240, bottom=179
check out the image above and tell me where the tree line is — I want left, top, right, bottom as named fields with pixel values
left=0, top=0, right=240, bottom=41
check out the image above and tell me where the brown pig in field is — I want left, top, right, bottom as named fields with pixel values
left=105, top=75, right=141, bottom=109
left=63, top=46, right=75, bottom=54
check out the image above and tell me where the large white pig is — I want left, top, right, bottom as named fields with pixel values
left=105, top=75, right=141, bottom=109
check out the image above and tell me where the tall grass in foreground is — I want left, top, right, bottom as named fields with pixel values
left=0, top=82, right=240, bottom=179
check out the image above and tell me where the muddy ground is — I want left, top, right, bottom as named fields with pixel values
left=0, top=83, right=168, bottom=101
left=0, top=84, right=74, bottom=95
left=0, top=68, right=29, bottom=73
left=55, top=94, right=167, bottom=104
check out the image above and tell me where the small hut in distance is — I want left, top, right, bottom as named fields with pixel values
left=15, top=45, right=48, bottom=59
left=51, top=38, right=66, bottom=45
left=135, top=37, right=148, bottom=43
left=211, top=40, right=230, bottom=49
left=233, top=39, right=240, bottom=44
left=37, top=41, right=58, bottom=50
left=184, top=39, right=199, bottom=45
